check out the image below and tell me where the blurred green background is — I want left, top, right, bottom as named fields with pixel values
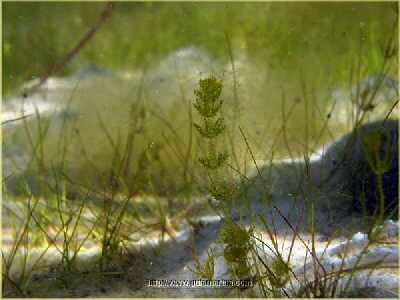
left=3, top=2, right=398, bottom=197
left=3, top=2, right=397, bottom=95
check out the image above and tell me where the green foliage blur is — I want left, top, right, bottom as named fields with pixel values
left=3, top=2, right=397, bottom=95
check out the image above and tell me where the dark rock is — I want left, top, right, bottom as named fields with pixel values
left=322, top=119, right=398, bottom=218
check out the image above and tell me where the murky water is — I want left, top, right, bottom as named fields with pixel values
left=3, top=46, right=397, bottom=174
left=2, top=46, right=398, bottom=296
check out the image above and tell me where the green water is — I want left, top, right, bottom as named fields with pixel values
left=4, top=2, right=397, bottom=94
left=2, top=5, right=398, bottom=295
left=3, top=2, right=398, bottom=195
